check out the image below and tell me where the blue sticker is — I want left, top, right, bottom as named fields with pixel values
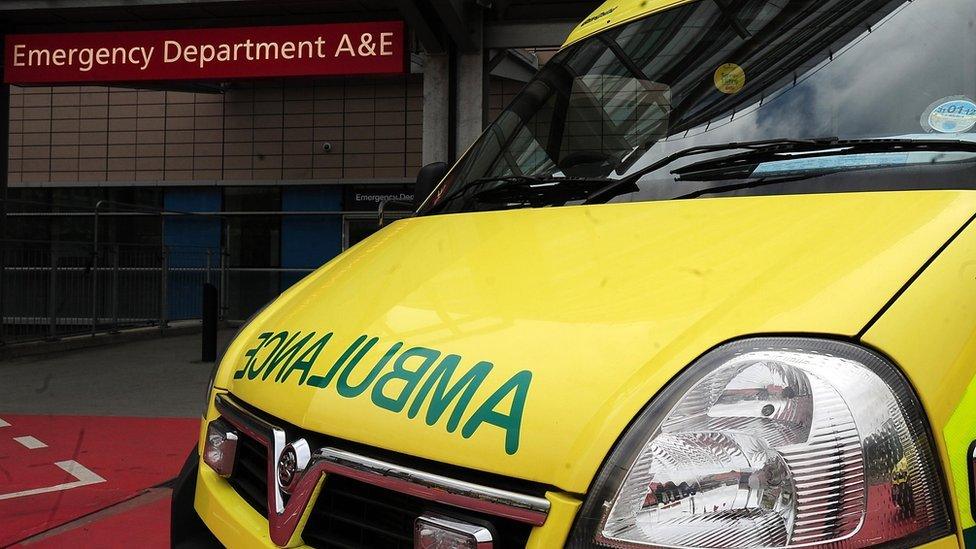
left=924, top=97, right=976, bottom=134
left=753, top=152, right=909, bottom=176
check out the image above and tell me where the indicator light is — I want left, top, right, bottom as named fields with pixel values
left=203, top=418, right=238, bottom=478
left=415, top=514, right=493, bottom=549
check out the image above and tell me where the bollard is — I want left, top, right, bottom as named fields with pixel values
left=48, top=249, right=58, bottom=340
left=202, top=282, right=218, bottom=362
left=160, top=249, right=169, bottom=330
left=111, top=245, right=119, bottom=333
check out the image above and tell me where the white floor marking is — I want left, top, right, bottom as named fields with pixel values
left=13, top=436, right=48, bottom=449
left=0, top=418, right=9, bottom=427
left=0, top=460, right=106, bottom=501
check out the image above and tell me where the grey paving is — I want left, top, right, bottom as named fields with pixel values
left=0, top=331, right=234, bottom=417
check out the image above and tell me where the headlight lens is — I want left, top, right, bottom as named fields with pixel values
left=570, top=338, right=951, bottom=548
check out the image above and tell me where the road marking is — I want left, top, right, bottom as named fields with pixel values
left=0, top=418, right=9, bottom=427
left=13, top=436, right=48, bottom=449
left=0, top=460, right=106, bottom=501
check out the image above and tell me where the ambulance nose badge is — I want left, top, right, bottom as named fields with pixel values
left=277, top=439, right=311, bottom=494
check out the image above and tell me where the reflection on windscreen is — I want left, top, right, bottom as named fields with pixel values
left=425, top=0, right=976, bottom=213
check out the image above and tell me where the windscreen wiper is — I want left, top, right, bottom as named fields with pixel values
left=671, top=138, right=976, bottom=181
left=583, top=138, right=837, bottom=204
left=670, top=173, right=812, bottom=200
left=426, top=174, right=612, bottom=213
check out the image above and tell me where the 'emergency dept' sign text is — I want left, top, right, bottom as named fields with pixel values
left=4, top=21, right=406, bottom=85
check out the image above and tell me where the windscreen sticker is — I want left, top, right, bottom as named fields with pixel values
left=714, top=63, right=745, bottom=94
left=752, top=152, right=909, bottom=176
left=922, top=96, right=976, bottom=134
left=231, top=330, right=532, bottom=455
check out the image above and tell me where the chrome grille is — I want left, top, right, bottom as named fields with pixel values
left=227, top=428, right=270, bottom=516
left=302, top=474, right=532, bottom=548
left=214, top=393, right=547, bottom=547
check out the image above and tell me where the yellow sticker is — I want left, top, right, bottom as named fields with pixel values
left=714, top=63, right=745, bottom=94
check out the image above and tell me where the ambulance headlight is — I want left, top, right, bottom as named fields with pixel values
left=570, top=338, right=952, bottom=548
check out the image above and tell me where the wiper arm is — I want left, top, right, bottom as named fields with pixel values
left=672, top=138, right=976, bottom=181
left=584, top=138, right=836, bottom=204
left=427, top=175, right=552, bottom=213
left=671, top=174, right=809, bottom=200
left=427, top=174, right=611, bottom=213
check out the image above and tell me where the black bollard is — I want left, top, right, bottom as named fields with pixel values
left=202, top=283, right=218, bottom=362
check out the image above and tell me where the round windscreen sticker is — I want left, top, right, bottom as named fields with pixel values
left=714, top=63, right=745, bottom=94
left=922, top=97, right=976, bottom=133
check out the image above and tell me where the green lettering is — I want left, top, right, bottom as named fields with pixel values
left=307, top=335, right=370, bottom=388
left=461, top=370, right=532, bottom=455
left=266, top=332, right=316, bottom=381
left=371, top=347, right=441, bottom=413
left=246, top=331, right=288, bottom=380
left=281, top=332, right=332, bottom=385
left=408, top=356, right=492, bottom=432
left=258, top=331, right=301, bottom=381
left=337, top=341, right=402, bottom=398
left=234, top=332, right=272, bottom=379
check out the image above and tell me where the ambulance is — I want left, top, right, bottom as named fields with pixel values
left=171, top=0, right=976, bottom=547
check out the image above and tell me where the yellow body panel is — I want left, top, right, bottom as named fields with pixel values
left=214, top=191, right=975, bottom=494
left=862, top=219, right=976, bottom=538
left=195, top=190, right=976, bottom=547
left=196, top=465, right=295, bottom=547
left=920, top=538, right=969, bottom=549
left=563, top=0, right=694, bottom=46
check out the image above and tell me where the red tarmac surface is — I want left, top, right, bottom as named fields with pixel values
left=0, top=415, right=199, bottom=547
left=19, top=494, right=171, bottom=549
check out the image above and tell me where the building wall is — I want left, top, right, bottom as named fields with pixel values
left=4, top=74, right=522, bottom=319
left=488, top=76, right=525, bottom=121
left=7, top=76, right=424, bottom=185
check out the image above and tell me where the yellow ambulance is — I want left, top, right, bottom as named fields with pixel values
left=171, top=0, right=976, bottom=547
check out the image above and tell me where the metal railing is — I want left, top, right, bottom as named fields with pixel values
left=0, top=197, right=416, bottom=345
left=0, top=239, right=220, bottom=345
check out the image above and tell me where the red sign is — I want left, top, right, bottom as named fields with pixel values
left=4, top=21, right=407, bottom=85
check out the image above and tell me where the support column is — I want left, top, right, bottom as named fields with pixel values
left=419, top=6, right=486, bottom=166
left=454, top=9, right=485, bottom=158
left=421, top=53, right=450, bottom=166
left=455, top=50, right=485, bottom=157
